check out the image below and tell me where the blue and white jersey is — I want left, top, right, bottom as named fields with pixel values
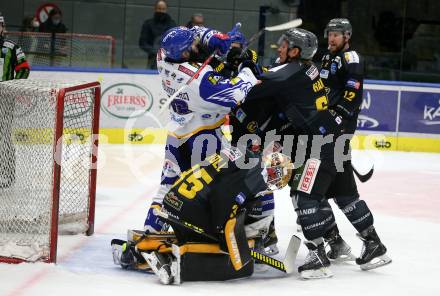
left=157, top=48, right=258, bottom=138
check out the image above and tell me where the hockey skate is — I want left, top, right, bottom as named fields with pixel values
left=324, top=227, right=355, bottom=262
left=298, top=241, right=333, bottom=279
left=356, top=226, right=392, bottom=271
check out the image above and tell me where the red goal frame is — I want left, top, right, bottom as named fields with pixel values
left=0, top=81, right=101, bottom=264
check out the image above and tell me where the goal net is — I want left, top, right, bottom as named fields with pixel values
left=6, top=32, right=115, bottom=68
left=0, top=79, right=100, bottom=263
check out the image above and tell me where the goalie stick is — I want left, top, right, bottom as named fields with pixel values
left=242, top=18, right=302, bottom=55
left=154, top=209, right=300, bottom=274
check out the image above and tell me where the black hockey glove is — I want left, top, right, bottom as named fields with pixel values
left=227, top=48, right=259, bottom=72
left=238, top=59, right=263, bottom=78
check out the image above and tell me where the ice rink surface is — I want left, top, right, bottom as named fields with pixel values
left=1, top=144, right=440, bottom=296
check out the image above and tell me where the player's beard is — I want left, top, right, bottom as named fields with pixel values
left=329, top=39, right=347, bottom=54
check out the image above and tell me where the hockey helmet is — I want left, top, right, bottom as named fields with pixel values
left=278, top=28, right=318, bottom=60
left=324, top=18, right=352, bottom=38
left=262, top=152, right=294, bottom=191
left=161, top=26, right=195, bottom=61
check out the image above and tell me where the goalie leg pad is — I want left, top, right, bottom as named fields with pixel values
left=335, top=196, right=374, bottom=233
left=180, top=249, right=254, bottom=282
left=224, top=211, right=252, bottom=271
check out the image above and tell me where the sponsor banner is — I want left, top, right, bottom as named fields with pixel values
left=99, top=128, right=167, bottom=144
left=30, top=70, right=440, bottom=152
left=351, top=133, right=397, bottom=151
left=357, top=89, right=398, bottom=132
left=399, top=91, right=440, bottom=134
left=31, top=71, right=169, bottom=128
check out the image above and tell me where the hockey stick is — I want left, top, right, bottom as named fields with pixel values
left=352, top=164, right=374, bottom=183
left=154, top=209, right=300, bottom=273
left=245, top=18, right=303, bottom=49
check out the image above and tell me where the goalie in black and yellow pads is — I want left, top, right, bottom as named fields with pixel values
left=112, top=146, right=294, bottom=284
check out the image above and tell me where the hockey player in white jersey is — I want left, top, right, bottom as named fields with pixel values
left=143, top=26, right=260, bottom=234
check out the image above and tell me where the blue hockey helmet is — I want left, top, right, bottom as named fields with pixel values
left=161, top=26, right=195, bottom=60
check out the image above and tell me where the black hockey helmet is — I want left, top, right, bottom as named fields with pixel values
left=324, top=18, right=352, bottom=38
left=278, top=28, right=318, bottom=60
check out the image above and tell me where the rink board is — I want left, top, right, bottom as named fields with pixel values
left=30, top=68, right=440, bottom=152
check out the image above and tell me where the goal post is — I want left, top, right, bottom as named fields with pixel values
left=0, top=79, right=101, bottom=263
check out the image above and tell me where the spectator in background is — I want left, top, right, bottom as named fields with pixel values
left=186, top=13, right=204, bottom=28
left=139, top=0, right=176, bottom=69
left=20, top=16, right=39, bottom=32
left=39, top=8, right=67, bottom=34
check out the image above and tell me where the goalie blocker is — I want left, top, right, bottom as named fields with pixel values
left=112, top=146, right=294, bottom=284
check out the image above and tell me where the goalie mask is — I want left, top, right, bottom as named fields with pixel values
left=261, top=152, right=293, bottom=191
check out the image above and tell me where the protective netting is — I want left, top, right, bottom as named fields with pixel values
left=0, top=79, right=99, bottom=262
left=6, top=32, right=114, bottom=68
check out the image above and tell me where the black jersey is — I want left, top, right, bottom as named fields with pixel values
left=320, top=49, right=364, bottom=120
left=163, top=146, right=267, bottom=241
left=230, top=61, right=343, bottom=140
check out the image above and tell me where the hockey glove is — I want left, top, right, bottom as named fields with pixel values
left=209, top=33, right=232, bottom=56
left=239, top=59, right=263, bottom=79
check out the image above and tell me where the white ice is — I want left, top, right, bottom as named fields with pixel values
left=1, top=144, right=440, bottom=296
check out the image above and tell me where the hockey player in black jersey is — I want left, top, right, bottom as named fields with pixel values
left=319, top=18, right=391, bottom=271
left=111, top=146, right=294, bottom=284
left=229, top=28, right=352, bottom=279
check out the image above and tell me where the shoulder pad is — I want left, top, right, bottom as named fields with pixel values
left=263, top=63, right=301, bottom=81
left=3, top=40, right=16, bottom=49
left=344, top=51, right=360, bottom=64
